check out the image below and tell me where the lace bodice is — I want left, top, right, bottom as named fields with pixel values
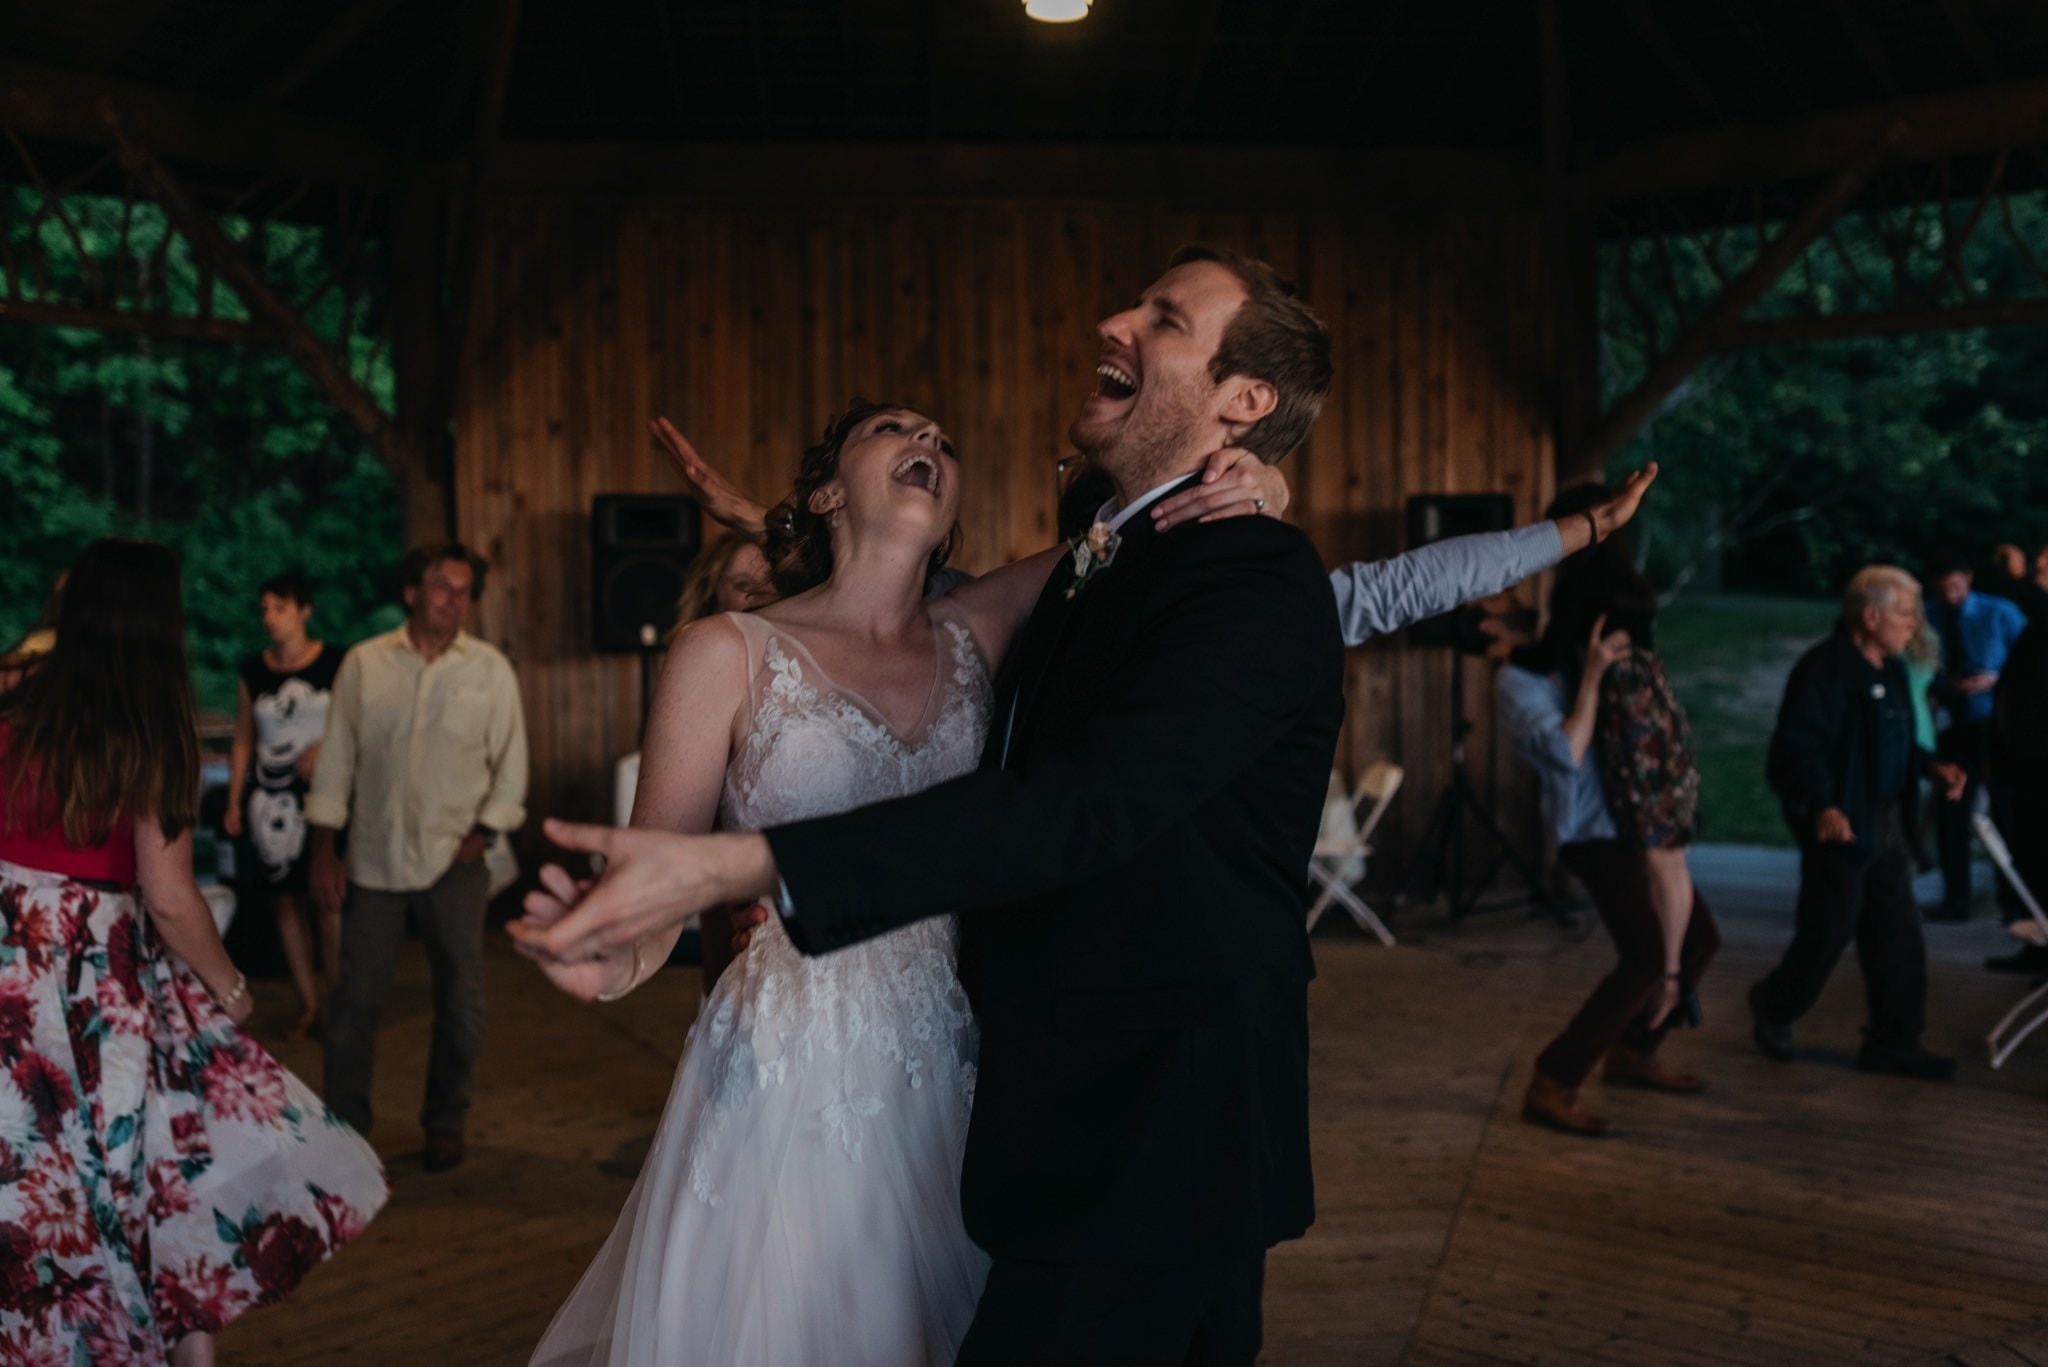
left=718, top=606, right=991, bottom=834
left=675, top=604, right=992, bottom=1207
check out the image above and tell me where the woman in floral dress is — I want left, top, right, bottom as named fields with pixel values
left=0, top=538, right=387, bottom=1366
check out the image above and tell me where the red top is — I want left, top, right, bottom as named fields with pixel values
left=0, top=724, right=138, bottom=884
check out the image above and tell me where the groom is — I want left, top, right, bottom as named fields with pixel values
left=520, top=246, right=1341, bottom=1363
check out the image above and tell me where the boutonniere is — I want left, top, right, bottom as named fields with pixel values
left=1064, top=521, right=1122, bottom=600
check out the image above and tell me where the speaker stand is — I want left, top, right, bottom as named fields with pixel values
left=1399, top=654, right=1561, bottom=923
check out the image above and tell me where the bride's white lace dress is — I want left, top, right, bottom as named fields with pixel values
left=531, top=603, right=992, bottom=1367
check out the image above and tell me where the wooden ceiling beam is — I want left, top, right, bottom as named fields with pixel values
left=0, top=61, right=395, bottom=188
left=1334, top=0, right=1419, bottom=126
left=1573, top=118, right=1908, bottom=479
left=1606, top=0, right=1726, bottom=123
left=1826, top=0, right=1904, bottom=99
left=481, top=139, right=1544, bottom=208
left=250, top=0, right=411, bottom=107
left=104, top=114, right=401, bottom=468
left=1720, top=0, right=1816, bottom=111
left=1731, top=295, right=2048, bottom=347
left=1592, top=77, right=2048, bottom=202
left=0, top=296, right=274, bottom=344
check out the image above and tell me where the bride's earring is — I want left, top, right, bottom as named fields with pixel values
left=828, top=510, right=842, bottom=529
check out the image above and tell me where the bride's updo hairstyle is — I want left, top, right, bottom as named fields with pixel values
left=762, top=398, right=960, bottom=598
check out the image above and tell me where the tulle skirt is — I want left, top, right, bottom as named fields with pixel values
left=530, top=915, right=989, bottom=1367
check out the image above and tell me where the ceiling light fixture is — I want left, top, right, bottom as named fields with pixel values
left=1024, top=0, right=1091, bottom=22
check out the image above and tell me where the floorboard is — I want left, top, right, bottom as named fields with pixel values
left=214, top=851, right=2048, bottom=1364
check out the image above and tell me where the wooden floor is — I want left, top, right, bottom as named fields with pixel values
left=219, top=857, right=2048, bottom=1365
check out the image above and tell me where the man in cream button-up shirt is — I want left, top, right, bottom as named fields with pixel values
left=307, top=542, right=528, bottom=1171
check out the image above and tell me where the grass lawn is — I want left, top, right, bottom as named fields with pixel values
left=1657, top=592, right=1840, bottom=847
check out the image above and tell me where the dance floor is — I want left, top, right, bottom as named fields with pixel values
left=220, top=856, right=2048, bottom=1365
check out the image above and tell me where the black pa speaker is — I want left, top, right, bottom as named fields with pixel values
left=1405, top=492, right=1516, bottom=648
left=592, top=494, right=702, bottom=652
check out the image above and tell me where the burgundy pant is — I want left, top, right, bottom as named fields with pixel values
left=1534, top=840, right=1722, bottom=1089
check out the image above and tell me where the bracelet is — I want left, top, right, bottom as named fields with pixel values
left=595, top=940, right=648, bottom=1002
left=214, top=973, right=249, bottom=1010
left=1582, top=509, right=1602, bottom=546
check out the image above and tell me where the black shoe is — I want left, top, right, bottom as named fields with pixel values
left=1856, top=1044, right=1957, bottom=1081
left=1986, top=945, right=2048, bottom=975
left=1748, top=982, right=1793, bottom=1062
left=1676, top=983, right=1704, bottom=1030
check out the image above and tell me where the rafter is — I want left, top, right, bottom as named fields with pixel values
left=0, top=296, right=273, bottom=343
left=1935, top=0, right=2006, bottom=82
left=1732, top=296, right=2048, bottom=347
left=103, top=114, right=399, bottom=468
left=0, top=61, right=394, bottom=188
left=1593, top=77, right=2048, bottom=202
left=1334, top=0, right=1420, bottom=126
left=1825, top=0, right=1904, bottom=99
left=1720, top=0, right=1816, bottom=111
left=251, top=0, right=411, bottom=106
left=1167, top=0, right=1227, bottom=142
left=1607, top=0, right=1726, bottom=123
left=482, top=139, right=1542, bottom=207
left=1574, top=118, right=1909, bottom=479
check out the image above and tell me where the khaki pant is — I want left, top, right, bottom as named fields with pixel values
left=323, top=859, right=489, bottom=1137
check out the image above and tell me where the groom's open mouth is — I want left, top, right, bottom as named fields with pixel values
left=1092, top=360, right=1139, bottom=403
left=891, top=452, right=942, bottom=496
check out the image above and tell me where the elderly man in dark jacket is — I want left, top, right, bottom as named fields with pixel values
left=1751, top=566, right=1968, bottom=1079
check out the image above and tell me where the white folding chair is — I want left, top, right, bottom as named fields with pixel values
left=1307, top=762, right=1404, bottom=945
left=1973, top=813, right=2048, bottom=1068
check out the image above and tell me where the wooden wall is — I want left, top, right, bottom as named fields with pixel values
left=452, top=187, right=1558, bottom=891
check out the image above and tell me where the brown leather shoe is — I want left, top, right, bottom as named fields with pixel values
left=1603, top=1043, right=1707, bottom=1094
left=423, top=1130, right=466, bottom=1173
left=1522, top=1072, right=1612, bottom=1137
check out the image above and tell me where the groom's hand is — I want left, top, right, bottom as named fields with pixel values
left=731, top=902, right=771, bottom=954
left=508, top=861, right=638, bottom=1000
left=506, top=818, right=780, bottom=963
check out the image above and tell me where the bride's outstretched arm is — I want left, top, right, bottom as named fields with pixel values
left=510, top=614, right=749, bottom=1001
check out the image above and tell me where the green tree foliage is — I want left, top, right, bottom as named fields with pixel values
left=1603, top=193, right=2048, bottom=597
left=0, top=189, right=402, bottom=715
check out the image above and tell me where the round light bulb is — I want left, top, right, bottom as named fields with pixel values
left=1024, top=0, right=1091, bottom=22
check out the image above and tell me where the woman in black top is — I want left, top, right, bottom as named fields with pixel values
left=224, top=570, right=342, bottom=1037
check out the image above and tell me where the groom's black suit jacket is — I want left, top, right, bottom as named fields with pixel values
left=767, top=480, right=1344, bottom=1265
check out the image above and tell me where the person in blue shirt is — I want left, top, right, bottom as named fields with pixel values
left=1926, top=552, right=2030, bottom=921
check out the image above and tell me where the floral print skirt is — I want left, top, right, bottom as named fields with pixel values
left=0, top=857, right=387, bottom=1363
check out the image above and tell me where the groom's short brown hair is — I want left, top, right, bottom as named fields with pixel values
left=1171, top=244, right=1332, bottom=463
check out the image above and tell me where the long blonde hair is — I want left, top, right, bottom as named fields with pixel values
left=665, top=532, right=762, bottom=644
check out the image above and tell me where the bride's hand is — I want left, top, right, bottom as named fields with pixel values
left=510, top=820, right=778, bottom=964
left=509, top=862, right=637, bottom=1000
left=651, top=417, right=770, bottom=537
left=1150, top=446, right=1289, bottom=531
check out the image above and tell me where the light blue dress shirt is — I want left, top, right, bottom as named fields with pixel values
left=1330, top=523, right=1564, bottom=648
left=1496, top=663, right=1616, bottom=847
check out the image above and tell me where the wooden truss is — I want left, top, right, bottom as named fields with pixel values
left=1578, top=134, right=2048, bottom=477
left=0, top=121, right=396, bottom=450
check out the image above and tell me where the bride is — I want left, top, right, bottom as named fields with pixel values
left=519, top=401, right=1281, bottom=1366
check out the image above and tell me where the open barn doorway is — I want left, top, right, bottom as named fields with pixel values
left=1592, top=178, right=2048, bottom=936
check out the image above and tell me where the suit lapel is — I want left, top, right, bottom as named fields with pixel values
left=986, top=472, right=1199, bottom=770
left=989, top=553, right=1081, bottom=769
